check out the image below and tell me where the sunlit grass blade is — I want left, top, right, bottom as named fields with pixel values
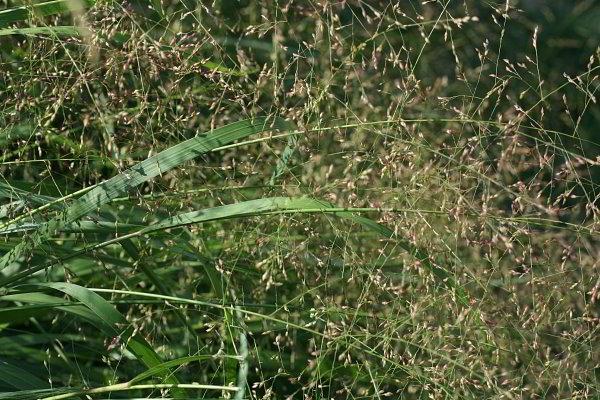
left=0, top=196, right=466, bottom=304
left=145, top=197, right=467, bottom=304
left=0, top=117, right=290, bottom=275
left=0, top=292, right=104, bottom=325
left=0, top=26, right=87, bottom=37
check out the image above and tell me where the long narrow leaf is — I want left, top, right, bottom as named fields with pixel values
left=143, top=197, right=468, bottom=305
left=0, top=197, right=467, bottom=303
left=0, top=117, right=289, bottom=275
left=23, top=283, right=187, bottom=398
left=0, top=26, right=87, bottom=37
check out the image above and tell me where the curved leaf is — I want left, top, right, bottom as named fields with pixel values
left=1, top=196, right=467, bottom=304
left=0, top=117, right=290, bottom=275
left=0, top=26, right=87, bottom=37
left=22, top=283, right=187, bottom=398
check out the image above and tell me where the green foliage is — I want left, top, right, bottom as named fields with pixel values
left=1, top=0, right=599, bottom=399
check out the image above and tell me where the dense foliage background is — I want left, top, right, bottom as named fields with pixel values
left=1, top=0, right=599, bottom=398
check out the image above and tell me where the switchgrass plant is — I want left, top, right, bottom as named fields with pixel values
left=0, top=0, right=599, bottom=399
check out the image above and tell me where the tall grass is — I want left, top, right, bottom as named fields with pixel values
left=1, top=0, right=599, bottom=399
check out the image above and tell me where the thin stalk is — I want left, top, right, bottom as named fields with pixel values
left=40, top=383, right=238, bottom=400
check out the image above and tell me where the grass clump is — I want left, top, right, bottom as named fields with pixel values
left=0, top=0, right=599, bottom=399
